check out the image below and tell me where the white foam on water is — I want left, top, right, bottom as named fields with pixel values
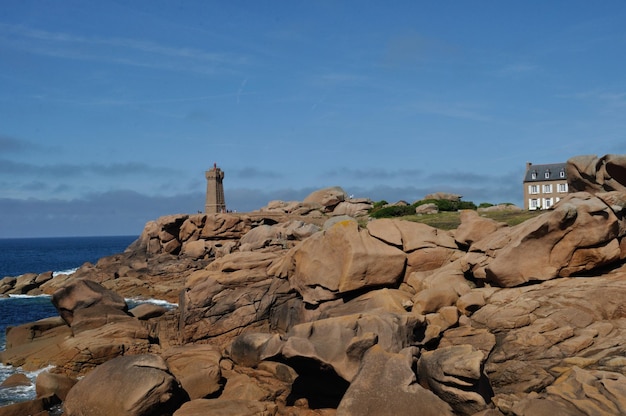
left=52, top=267, right=78, bottom=277
left=126, top=297, right=178, bottom=309
left=6, top=294, right=52, bottom=299
left=0, top=364, right=55, bottom=406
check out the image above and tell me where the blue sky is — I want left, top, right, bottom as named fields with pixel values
left=2, top=1, right=626, bottom=237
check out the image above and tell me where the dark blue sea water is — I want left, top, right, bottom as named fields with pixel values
left=0, top=235, right=137, bottom=408
left=0, top=235, right=138, bottom=278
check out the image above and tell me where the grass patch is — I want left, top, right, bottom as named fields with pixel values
left=388, top=210, right=544, bottom=230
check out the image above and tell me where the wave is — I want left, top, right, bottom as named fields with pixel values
left=0, top=364, right=55, bottom=407
left=52, top=267, right=78, bottom=277
left=2, top=295, right=178, bottom=309
left=126, top=297, right=178, bottom=309
left=5, top=294, right=52, bottom=299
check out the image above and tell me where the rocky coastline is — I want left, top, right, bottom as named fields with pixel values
left=2, top=155, right=626, bottom=415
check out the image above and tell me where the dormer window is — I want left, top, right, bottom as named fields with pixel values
left=560, top=169, right=565, bottom=178
left=531, top=170, right=537, bottom=179
left=545, top=170, right=551, bottom=179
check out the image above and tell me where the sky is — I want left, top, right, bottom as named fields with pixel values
left=2, top=1, right=626, bottom=238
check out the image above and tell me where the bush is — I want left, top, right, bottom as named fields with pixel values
left=372, top=200, right=388, bottom=210
left=369, top=198, right=477, bottom=218
left=414, top=199, right=477, bottom=212
left=369, top=205, right=415, bottom=219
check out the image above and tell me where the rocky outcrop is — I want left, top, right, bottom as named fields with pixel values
left=259, top=186, right=373, bottom=218
left=415, top=202, right=439, bottom=214
left=6, top=177, right=626, bottom=415
left=567, top=154, right=626, bottom=193
left=280, top=219, right=407, bottom=305
left=463, top=192, right=624, bottom=287
left=63, top=354, right=189, bottom=416
left=423, top=192, right=462, bottom=201
left=0, top=271, right=52, bottom=296
left=418, top=344, right=492, bottom=415
left=454, top=210, right=507, bottom=248
left=337, top=345, right=454, bottom=416
left=162, top=345, right=223, bottom=400
left=179, top=250, right=298, bottom=345
left=0, top=280, right=162, bottom=376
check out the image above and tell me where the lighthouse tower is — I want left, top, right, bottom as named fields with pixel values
left=205, top=163, right=225, bottom=214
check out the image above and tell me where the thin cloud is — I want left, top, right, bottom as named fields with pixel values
left=562, top=89, right=626, bottom=114
left=322, top=167, right=423, bottom=181
left=494, top=63, right=539, bottom=77
left=0, top=176, right=526, bottom=238
left=0, top=135, right=34, bottom=153
left=383, top=32, right=460, bottom=68
left=0, top=159, right=179, bottom=177
left=424, top=170, right=521, bottom=186
left=233, top=167, right=284, bottom=179
left=314, top=72, right=371, bottom=87
left=406, top=101, right=492, bottom=122
left=0, top=23, right=249, bottom=75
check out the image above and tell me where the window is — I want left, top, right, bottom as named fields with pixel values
left=558, top=183, right=568, bottom=193
left=560, top=170, right=565, bottom=178
left=529, top=199, right=539, bottom=210
left=544, top=198, right=553, bottom=208
left=543, top=184, right=552, bottom=193
left=531, top=171, right=537, bottom=180
left=545, top=170, right=551, bottom=179
left=529, top=185, right=539, bottom=194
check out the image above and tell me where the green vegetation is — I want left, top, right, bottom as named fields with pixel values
left=378, top=210, right=542, bottom=230
left=369, top=204, right=415, bottom=218
left=369, top=198, right=477, bottom=219
left=367, top=198, right=543, bottom=230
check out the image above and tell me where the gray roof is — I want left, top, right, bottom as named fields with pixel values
left=524, top=162, right=567, bottom=182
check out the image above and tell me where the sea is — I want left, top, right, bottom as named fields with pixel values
left=0, top=235, right=139, bottom=408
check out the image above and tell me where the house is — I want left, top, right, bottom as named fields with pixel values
left=523, top=162, right=569, bottom=210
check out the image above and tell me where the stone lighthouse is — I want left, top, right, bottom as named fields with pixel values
left=205, top=163, right=226, bottom=213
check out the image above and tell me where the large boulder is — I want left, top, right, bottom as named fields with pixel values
left=367, top=219, right=462, bottom=277
left=270, top=311, right=422, bottom=382
left=463, top=192, right=622, bottom=287
left=286, top=219, right=406, bottom=305
left=1, top=294, right=156, bottom=376
left=173, top=399, right=277, bottom=416
left=0, top=271, right=53, bottom=296
left=509, top=366, right=626, bottom=416
left=331, top=199, right=373, bottom=217
left=238, top=221, right=320, bottom=252
left=303, top=186, right=347, bottom=211
left=367, top=219, right=456, bottom=253
left=179, top=251, right=298, bottom=345
left=51, top=279, right=129, bottom=329
left=567, top=154, right=626, bottom=193
left=423, top=192, right=462, bottom=201
left=198, top=213, right=253, bottom=240
left=454, top=210, right=507, bottom=248
left=129, top=213, right=254, bottom=257
left=35, top=370, right=77, bottom=401
left=336, top=345, right=454, bottom=416
left=406, top=261, right=473, bottom=315
left=418, top=345, right=493, bottom=415
left=0, top=394, right=60, bottom=416
left=63, top=354, right=188, bottom=416
left=463, top=272, right=626, bottom=413
left=162, top=345, right=223, bottom=400
left=0, top=317, right=72, bottom=371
